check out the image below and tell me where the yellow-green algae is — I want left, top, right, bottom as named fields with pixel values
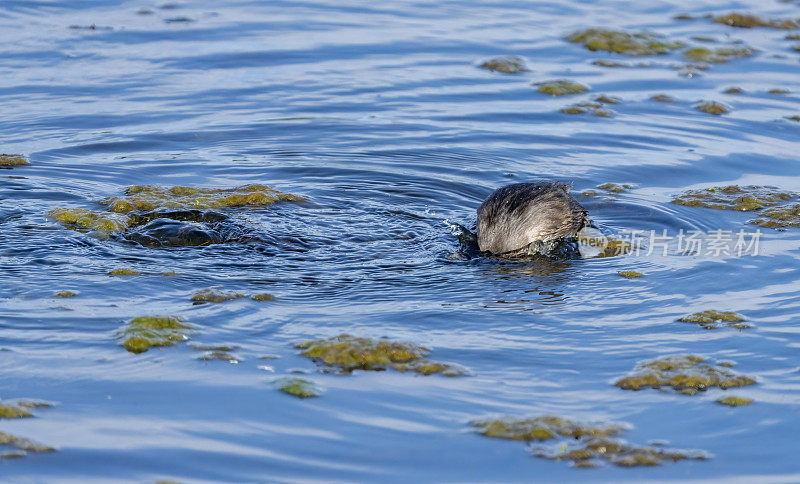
left=478, top=55, right=528, bottom=74
left=197, top=351, right=240, bottom=363
left=0, top=154, right=28, bottom=167
left=252, top=293, right=276, bottom=301
left=102, top=184, right=302, bottom=213
left=750, top=203, right=800, bottom=228
left=769, top=88, right=789, bottom=94
left=617, top=271, right=643, bottom=278
left=109, top=268, right=140, bottom=276
left=678, top=310, right=750, bottom=330
left=49, top=208, right=132, bottom=234
left=683, top=46, right=754, bottom=63
left=598, top=182, right=633, bottom=193
left=119, top=316, right=191, bottom=353
left=615, top=355, right=756, bottom=395
left=277, top=377, right=320, bottom=398
left=54, top=291, right=77, bottom=298
left=190, top=288, right=246, bottom=304
left=161, top=271, right=180, bottom=277
left=0, top=403, right=32, bottom=419
left=561, top=102, right=612, bottom=117
left=595, top=95, right=621, bottom=104
left=788, top=115, right=800, bottom=122
left=566, top=29, right=684, bottom=56
left=535, top=80, right=588, bottom=96
left=724, top=87, right=744, bottom=94
left=530, top=436, right=708, bottom=468
left=714, top=13, right=798, bottom=30
left=671, top=185, right=795, bottom=211
left=296, top=334, right=466, bottom=376
left=472, top=415, right=627, bottom=441
left=651, top=94, right=675, bottom=103
left=578, top=235, right=633, bottom=258
left=716, top=396, right=753, bottom=407
left=695, top=101, right=729, bottom=115
left=0, top=431, right=54, bottom=454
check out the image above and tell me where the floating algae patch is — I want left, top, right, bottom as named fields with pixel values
left=118, top=316, right=191, bottom=353
left=0, top=154, right=29, bottom=168
left=578, top=232, right=633, bottom=259
left=769, top=88, right=789, bottom=94
left=197, top=351, right=240, bottom=363
left=651, top=94, right=675, bottom=103
left=277, top=377, right=320, bottom=398
left=595, top=95, right=621, bottom=104
left=561, top=102, right=612, bottom=117
left=530, top=436, right=708, bottom=468
left=535, top=80, right=588, bottom=96
left=102, top=184, right=302, bottom=213
left=695, top=101, right=729, bottom=115
left=617, top=271, right=643, bottom=278
left=295, top=334, right=467, bottom=376
left=190, top=288, right=246, bottom=304
left=750, top=203, right=800, bottom=228
left=54, top=291, right=77, bottom=298
left=717, top=396, right=753, bottom=407
left=714, top=13, right=798, bottom=30
left=598, top=182, right=633, bottom=193
left=252, top=293, right=276, bottom=301
left=678, top=310, right=750, bottom=330
left=478, top=55, right=529, bottom=74
left=566, top=29, right=684, bottom=56
left=788, top=115, right=800, bottom=122
left=109, top=268, right=140, bottom=276
left=671, top=185, right=795, bottom=211
left=724, top=87, right=744, bottom=94
left=0, top=403, right=32, bottom=419
left=472, top=415, right=627, bottom=441
left=0, top=431, right=54, bottom=455
left=683, top=46, right=755, bottom=63
left=615, top=355, right=756, bottom=395
left=49, top=208, right=132, bottom=234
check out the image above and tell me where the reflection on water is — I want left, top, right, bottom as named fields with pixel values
left=2, top=0, right=800, bottom=481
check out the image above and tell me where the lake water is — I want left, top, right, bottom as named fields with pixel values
left=2, top=0, right=800, bottom=482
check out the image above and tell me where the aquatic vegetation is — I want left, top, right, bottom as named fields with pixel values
left=597, top=182, right=633, bottom=193
left=197, top=351, right=240, bottom=363
left=671, top=185, right=795, bottom=212
left=578, top=234, right=633, bottom=258
left=49, top=208, right=132, bottom=234
left=695, top=101, right=729, bottom=115
left=535, top=80, right=588, bottom=96
left=592, top=59, right=630, bottom=67
left=678, top=310, right=750, bottom=330
left=103, top=184, right=302, bottom=213
left=0, top=403, right=32, bottom=419
left=277, top=378, right=320, bottom=398
left=0, top=431, right=54, bottom=454
left=566, top=29, right=684, bottom=56
left=615, top=355, right=756, bottom=395
left=472, top=415, right=626, bottom=441
left=190, top=343, right=240, bottom=352
left=531, top=436, right=708, bottom=468
left=296, top=334, right=466, bottom=376
left=190, top=288, right=246, bottom=304
left=0, top=154, right=29, bottom=167
left=595, top=95, right=621, bottom=104
left=252, top=293, right=276, bottom=301
left=714, top=13, right=798, bottom=30
left=683, top=46, right=754, bottom=63
left=478, top=55, right=528, bottom=74
left=108, top=268, right=140, bottom=276
left=162, top=271, right=180, bottom=277
left=788, top=115, right=800, bottom=122
left=769, top=88, right=789, bottom=94
left=651, top=94, right=675, bottom=102
left=717, top=396, right=753, bottom=407
left=617, top=271, right=643, bottom=278
left=560, top=102, right=612, bottom=117
left=724, top=87, right=744, bottom=94
left=118, top=316, right=191, bottom=353
left=54, top=291, right=77, bottom=298
left=750, top=203, right=800, bottom=228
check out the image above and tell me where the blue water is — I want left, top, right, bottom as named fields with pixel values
left=2, top=0, right=800, bottom=482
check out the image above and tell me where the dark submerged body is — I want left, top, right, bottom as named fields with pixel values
left=476, top=182, right=589, bottom=255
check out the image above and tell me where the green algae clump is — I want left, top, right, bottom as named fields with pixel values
left=277, top=378, right=320, bottom=398
left=598, top=182, right=633, bottom=193
left=472, top=415, right=626, bottom=441
left=49, top=208, right=132, bottom=234
left=252, top=293, right=276, bottom=301
left=0, top=403, right=32, bottom=419
left=561, top=102, right=612, bottom=117
left=296, top=334, right=466, bottom=376
left=54, top=291, right=77, bottom=298
left=0, top=154, right=29, bottom=167
left=671, top=185, right=795, bottom=212
left=683, top=46, right=754, bottom=63
left=109, top=268, right=140, bottom=276
left=530, top=436, right=708, bottom=468
left=102, top=184, right=302, bottom=213
left=651, top=94, right=675, bottom=103
left=190, top=288, right=246, bottom=304
left=0, top=431, right=54, bottom=454
left=566, top=29, right=684, bottom=56
left=617, top=271, right=643, bottom=278
left=695, top=101, right=729, bottom=115
left=479, top=55, right=529, bottom=74
left=714, top=13, right=798, bottom=30
left=678, top=310, right=750, bottom=330
left=750, top=203, right=800, bottom=228
left=724, top=87, right=744, bottom=94
left=615, top=355, right=756, bottom=394
left=119, top=316, right=191, bottom=354
left=717, top=396, right=753, bottom=407
left=769, top=88, right=789, bottom=94
left=535, top=80, right=588, bottom=96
